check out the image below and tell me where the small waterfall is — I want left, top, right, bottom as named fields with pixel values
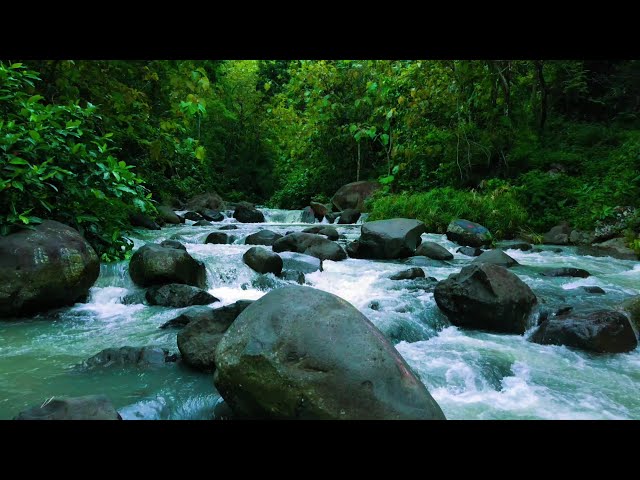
left=260, top=208, right=307, bottom=223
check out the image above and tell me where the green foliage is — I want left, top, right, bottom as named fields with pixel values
left=0, top=62, right=152, bottom=261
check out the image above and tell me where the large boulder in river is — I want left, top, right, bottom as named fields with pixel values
left=14, top=395, right=121, bottom=420
left=279, top=252, right=322, bottom=273
left=457, top=246, right=483, bottom=257
left=272, top=233, right=347, bottom=262
left=161, top=300, right=254, bottom=329
left=445, top=219, right=492, bottom=247
left=129, top=243, right=206, bottom=288
left=348, top=218, right=426, bottom=260
left=0, top=220, right=100, bottom=318
left=389, top=268, right=425, bottom=281
left=530, top=310, right=637, bottom=353
left=205, top=232, right=236, bottom=244
left=415, top=242, right=453, bottom=261
left=472, top=249, right=519, bottom=268
left=434, top=264, right=537, bottom=334
left=157, top=206, right=182, bottom=225
left=177, top=300, right=254, bottom=371
left=213, top=286, right=446, bottom=420
left=338, top=208, right=361, bottom=224
left=310, top=201, right=329, bottom=220
left=302, top=226, right=339, bottom=241
left=82, top=346, right=175, bottom=369
left=199, top=209, right=224, bottom=222
left=541, top=267, right=590, bottom=278
left=331, top=180, right=380, bottom=212
left=585, top=237, right=638, bottom=261
left=543, top=222, right=571, bottom=245
left=146, top=283, right=218, bottom=308
left=130, top=213, right=160, bottom=230
left=243, top=247, right=283, bottom=275
left=160, top=239, right=186, bottom=250
left=183, top=211, right=204, bottom=221
left=233, top=202, right=265, bottom=223
left=186, top=192, right=225, bottom=211
left=619, top=296, right=640, bottom=336
left=301, top=207, right=316, bottom=224
left=245, top=230, right=283, bottom=246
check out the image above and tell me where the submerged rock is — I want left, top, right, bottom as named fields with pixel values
left=243, top=247, right=283, bottom=275
left=434, top=264, right=537, bottom=334
left=278, top=270, right=306, bottom=284
left=82, top=346, right=176, bottom=368
left=159, top=240, right=186, bottom=250
left=14, top=395, right=122, bottom=420
left=302, top=226, right=339, bottom=241
left=472, top=249, right=519, bottom=268
left=214, top=286, right=446, bottom=420
left=446, top=219, right=492, bottom=247
left=218, top=224, right=239, bottom=231
left=389, top=268, right=425, bottom=281
left=530, top=310, right=637, bottom=353
left=129, top=243, right=206, bottom=288
left=415, top=242, right=453, bottom=261
left=0, top=220, right=100, bottom=318
left=193, top=220, right=212, bottom=227
left=278, top=252, right=322, bottom=273
left=205, top=232, right=235, bottom=244
left=540, top=267, right=591, bottom=278
left=272, top=233, right=346, bottom=262
left=457, top=246, right=483, bottom=257
left=338, top=208, right=361, bottom=224
left=245, top=230, right=283, bottom=246
left=146, top=283, right=218, bottom=308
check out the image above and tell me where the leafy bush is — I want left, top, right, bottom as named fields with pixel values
left=0, top=62, right=153, bottom=261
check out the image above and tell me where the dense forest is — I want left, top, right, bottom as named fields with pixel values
left=2, top=60, right=639, bottom=260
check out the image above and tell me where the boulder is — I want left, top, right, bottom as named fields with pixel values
left=541, top=268, right=591, bottom=278
left=415, top=242, right=453, bottom=261
left=348, top=218, right=426, bottom=260
left=199, top=209, right=224, bottom=222
left=129, top=244, right=206, bottom=288
left=530, top=310, right=637, bottom=353
left=157, top=206, right=182, bottom=225
left=14, top=395, right=122, bottom=420
left=580, top=286, right=606, bottom=294
left=272, top=233, right=347, bottom=262
left=457, top=246, right=483, bottom=257
left=0, top=220, right=99, bottom=318
left=302, top=226, right=339, bottom=241
left=301, top=207, right=316, bottom=224
left=543, top=222, right=571, bottom=245
left=338, top=209, right=361, bottom=224
left=389, top=268, right=425, bottom=281
left=619, top=296, right=640, bottom=335
left=218, top=224, right=238, bottom=231
left=205, top=232, right=236, bottom=245
left=82, top=346, right=175, bottom=368
left=130, top=213, right=160, bottom=230
left=161, top=301, right=254, bottom=330
left=213, top=286, right=446, bottom=420
left=146, top=283, right=218, bottom=308
left=310, top=201, right=330, bottom=221
left=186, top=192, right=225, bottom=211
left=569, top=230, right=595, bottom=245
left=159, top=240, right=186, bottom=250
left=497, top=241, right=533, bottom=252
left=183, top=211, right=205, bottom=222
left=472, top=249, right=519, bottom=268
left=245, top=230, right=283, bottom=246
left=331, top=181, right=380, bottom=212
left=243, top=247, right=283, bottom=275
left=177, top=300, right=254, bottom=371
left=278, top=252, right=322, bottom=274
left=278, top=270, right=306, bottom=284
left=589, top=238, right=638, bottom=261
left=233, top=202, right=265, bottom=223
left=445, top=219, right=492, bottom=247
left=325, top=212, right=339, bottom=224
left=434, top=264, right=537, bottom=334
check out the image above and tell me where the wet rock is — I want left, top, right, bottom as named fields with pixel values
left=14, top=395, right=122, bottom=420
left=0, top=220, right=100, bottom=318
left=129, top=244, right=206, bottom=288
left=619, top=296, right=640, bottom=335
left=243, top=247, right=283, bottom=275
left=310, top=201, right=330, bottom=221
left=193, top=220, right=212, bottom=227
left=389, top=268, right=425, bottom=281
left=543, top=222, right=571, bottom=245
left=213, top=400, right=234, bottom=420
left=302, top=226, right=339, bottom=241
left=278, top=251, right=322, bottom=273
left=301, top=206, right=316, bottom=224
left=434, top=264, right=537, bottom=334
left=580, top=286, right=606, bottom=294
left=349, top=218, right=426, bottom=260
left=157, top=206, right=182, bottom=225
left=183, top=211, right=204, bottom=222
left=213, top=286, right=446, bottom=420
left=273, top=233, right=347, bottom=262
left=472, top=249, right=519, bottom=268
left=278, top=270, right=306, bottom=284
left=233, top=202, right=265, bottom=223
left=530, top=310, right=637, bottom=353
left=160, top=240, right=186, bottom=250
left=446, top=219, right=492, bottom=247
left=199, top=209, right=224, bottom=222
left=325, top=212, right=339, bottom=224
left=146, top=283, right=218, bottom=308
left=218, top=224, right=238, bottom=231
left=331, top=181, right=380, bottom=212
left=541, top=268, right=591, bottom=278
left=245, top=230, right=283, bottom=246
left=205, top=232, right=235, bottom=244
left=497, top=241, right=533, bottom=252
left=338, top=208, right=361, bottom=224
left=186, top=192, right=225, bottom=211
left=130, top=213, right=161, bottom=230
left=82, top=346, right=175, bottom=368
left=415, top=242, right=453, bottom=260
left=456, top=246, right=484, bottom=257
left=163, top=301, right=253, bottom=331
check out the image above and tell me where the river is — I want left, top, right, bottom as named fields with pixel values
left=1, top=208, right=639, bottom=419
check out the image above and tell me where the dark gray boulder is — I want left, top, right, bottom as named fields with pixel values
left=199, top=209, right=224, bottom=222
left=243, top=247, right=283, bottom=275
left=129, top=243, right=206, bottom=288
left=130, top=213, right=161, bottom=230
left=389, top=268, right=425, bottom=281
left=541, top=268, right=591, bottom=278
left=278, top=252, right=323, bottom=274
left=302, top=226, right=339, bottom=241
left=348, top=218, right=426, bottom=260
left=472, top=249, right=519, bottom=268
left=445, top=219, right=492, bottom=247
left=14, top=395, right=122, bottom=420
left=146, top=283, right=218, bottom=308
left=338, top=208, right=361, bottom=224
left=457, top=246, right=483, bottom=257
left=245, top=230, right=283, bottom=246
left=157, top=206, right=182, bottom=225
left=82, top=346, right=176, bottom=368
left=159, top=240, right=186, bottom=250
left=205, top=232, right=235, bottom=244
left=301, top=206, right=316, bottom=223
left=415, top=242, right=453, bottom=261
left=233, top=202, right=265, bottom=223
left=272, top=233, right=346, bottom=262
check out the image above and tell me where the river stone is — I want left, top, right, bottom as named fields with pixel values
left=186, top=192, right=225, bottom=211
left=130, top=213, right=161, bottom=230
left=205, top=232, right=235, bottom=244
left=213, top=286, right=446, bottom=420
left=325, top=212, right=339, bottom=224
left=434, top=264, right=537, bottom=334
left=619, top=296, right=640, bottom=335
left=541, top=267, right=591, bottom=278
left=472, top=249, right=519, bottom=268
left=14, top=395, right=122, bottom=420
left=129, top=244, right=206, bottom=288
left=160, top=240, right=186, bottom=250
left=310, top=201, right=329, bottom=221
left=213, top=400, right=234, bottom=420
left=193, top=220, right=212, bottom=227
left=183, top=211, right=204, bottom=222
left=146, top=283, right=218, bottom=308
left=233, top=202, right=265, bottom=223
left=177, top=300, right=254, bottom=371
left=157, top=206, right=182, bottom=225
left=218, top=224, right=239, bottom=231
left=338, top=208, right=361, bottom=224
left=245, top=230, right=283, bottom=246
left=301, top=206, right=316, bottom=223
left=243, top=247, right=283, bottom=275
left=402, top=256, right=446, bottom=268
left=389, top=268, right=425, bottom=281
left=302, top=226, right=339, bottom=241
left=580, top=286, right=606, bottom=294
left=415, top=242, right=453, bottom=261
left=82, top=346, right=175, bottom=368
left=497, top=241, right=533, bottom=251
left=543, top=222, right=571, bottom=245
left=331, top=180, right=380, bottom=212
left=272, top=233, right=346, bottom=262
left=445, top=219, right=492, bottom=247
left=530, top=310, right=637, bottom=353
left=579, top=238, right=639, bottom=261
left=0, top=220, right=100, bottom=318
left=199, top=209, right=224, bottom=222
left=349, top=218, right=426, bottom=260
left=278, top=270, right=306, bottom=284
left=457, top=246, right=483, bottom=257
left=278, top=252, right=322, bottom=273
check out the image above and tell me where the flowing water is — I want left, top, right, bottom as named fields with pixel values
left=1, top=209, right=639, bottom=420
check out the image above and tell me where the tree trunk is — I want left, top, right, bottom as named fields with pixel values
left=535, top=60, right=548, bottom=133
left=357, top=141, right=361, bottom=182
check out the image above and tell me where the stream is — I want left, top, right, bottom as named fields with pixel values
left=1, top=208, right=639, bottom=420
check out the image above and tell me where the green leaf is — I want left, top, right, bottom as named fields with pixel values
left=10, top=63, right=23, bottom=69
left=381, top=134, right=389, bottom=146
left=392, top=165, right=400, bottom=175
left=29, top=130, right=41, bottom=141
left=12, top=181, right=24, bottom=191
left=9, top=157, right=29, bottom=165
left=18, top=214, right=30, bottom=224
left=27, top=95, right=43, bottom=104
